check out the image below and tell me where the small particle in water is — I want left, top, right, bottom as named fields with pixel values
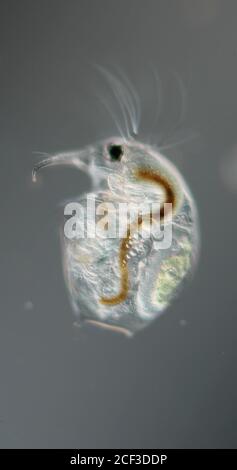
left=23, top=300, right=34, bottom=311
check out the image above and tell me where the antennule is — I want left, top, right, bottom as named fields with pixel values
left=32, top=151, right=89, bottom=182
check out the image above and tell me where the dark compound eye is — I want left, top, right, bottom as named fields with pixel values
left=108, top=144, right=124, bottom=161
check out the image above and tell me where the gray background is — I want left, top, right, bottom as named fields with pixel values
left=0, top=0, right=236, bottom=448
